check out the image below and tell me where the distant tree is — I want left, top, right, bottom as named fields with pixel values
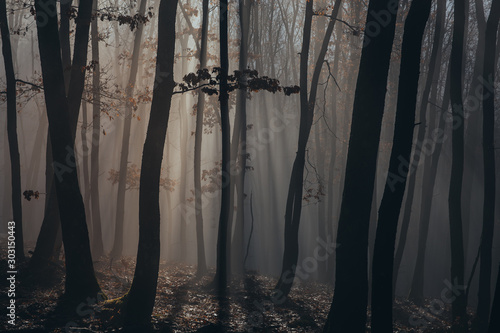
left=370, top=0, right=432, bottom=330
left=34, top=0, right=101, bottom=303
left=0, top=0, right=24, bottom=261
left=275, top=0, right=342, bottom=298
left=323, top=0, right=400, bottom=331
left=110, top=0, right=148, bottom=261
left=193, top=0, right=209, bottom=276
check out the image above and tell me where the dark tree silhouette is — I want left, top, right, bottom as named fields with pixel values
left=323, top=0, right=400, bottom=331
left=477, top=0, right=500, bottom=330
left=370, top=0, right=432, bottom=331
left=448, top=0, right=468, bottom=329
left=193, top=0, right=209, bottom=276
left=0, top=0, right=24, bottom=261
left=117, top=0, right=178, bottom=325
left=29, top=0, right=93, bottom=272
left=90, top=0, right=104, bottom=257
left=407, top=0, right=446, bottom=305
left=34, top=0, right=101, bottom=303
left=488, top=263, right=500, bottom=333
left=213, top=0, right=231, bottom=294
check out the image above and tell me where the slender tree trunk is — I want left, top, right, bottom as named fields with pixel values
left=407, top=0, right=446, bottom=305
left=81, top=101, right=92, bottom=239
left=394, top=56, right=451, bottom=297
left=476, top=0, right=500, bottom=330
left=448, top=0, right=467, bottom=329
left=66, top=0, right=93, bottom=137
left=193, top=0, right=209, bottom=276
left=230, top=0, right=252, bottom=276
left=488, top=263, right=500, bottom=333
left=121, top=0, right=177, bottom=325
left=0, top=0, right=24, bottom=261
left=323, top=0, right=400, bottom=331
left=275, top=0, right=342, bottom=298
left=111, top=0, right=147, bottom=260
left=213, top=0, right=231, bottom=294
left=34, top=0, right=101, bottom=303
left=59, top=0, right=72, bottom=93
left=370, top=1, right=432, bottom=331
left=461, top=0, right=486, bottom=257
left=90, top=0, right=104, bottom=257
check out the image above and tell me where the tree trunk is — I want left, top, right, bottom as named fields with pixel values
left=34, top=0, right=101, bottom=303
left=90, top=0, right=104, bottom=257
left=28, top=136, right=62, bottom=271
left=193, top=0, right=209, bottom=276
left=213, top=0, right=231, bottom=294
left=81, top=100, right=92, bottom=240
left=407, top=0, right=446, bottom=305
left=59, top=0, right=72, bottom=93
left=66, top=0, right=92, bottom=137
left=111, top=0, right=147, bottom=260
left=461, top=0, right=486, bottom=257
left=448, top=0, right=467, bottom=329
left=393, top=54, right=451, bottom=297
left=0, top=0, right=24, bottom=261
left=275, top=0, right=342, bottom=298
left=122, top=0, right=177, bottom=325
left=488, top=263, right=500, bottom=333
left=370, top=1, right=432, bottom=331
left=476, top=0, right=500, bottom=330
left=323, top=0, right=400, bottom=331
left=230, top=0, right=252, bottom=276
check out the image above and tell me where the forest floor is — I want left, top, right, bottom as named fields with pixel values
left=0, top=252, right=476, bottom=332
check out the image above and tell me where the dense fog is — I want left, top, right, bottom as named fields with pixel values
left=1, top=0, right=500, bottom=332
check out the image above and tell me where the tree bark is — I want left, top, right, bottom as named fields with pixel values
left=323, top=0, right=400, bottom=331
left=370, top=1, right=432, bottom=331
